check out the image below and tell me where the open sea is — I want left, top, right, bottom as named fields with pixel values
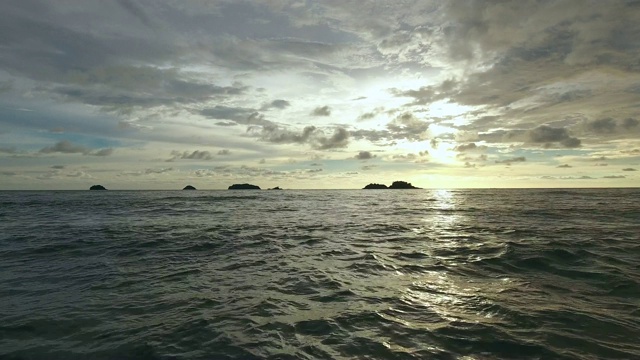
left=0, top=189, right=639, bottom=360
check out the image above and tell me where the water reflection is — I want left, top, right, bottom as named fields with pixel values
left=391, top=189, right=511, bottom=340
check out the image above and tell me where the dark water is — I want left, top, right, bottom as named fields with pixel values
left=1, top=189, right=639, bottom=360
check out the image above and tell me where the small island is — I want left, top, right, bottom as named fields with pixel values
left=228, top=183, right=261, bottom=190
left=89, top=185, right=107, bottom=190
left=183, top=185, right=197, bottom=190
left=269, top=186, right=282, bottom=190
left=363, top=181, right=420, bottom=189
left=363, top=183, right=388, bottom=189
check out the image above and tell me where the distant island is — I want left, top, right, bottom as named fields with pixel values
left=89, top=185, right=107, bottom=190
left=228, top=183, right=261, bottom=190
left=363, top=181, right=420, bottom=189
left=183, top=185, right=196, bottom=190
left=269, top=186, right=282, bottom=190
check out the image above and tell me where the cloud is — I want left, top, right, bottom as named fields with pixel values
left=200, top=106, right=273, bottom=127
left=385, top=112, right=430, bottom=141
left=40, top=141, right=89, bottom=154
left=350, top=129, right=391, bottom=143
left=93, top=148, right=114, bottom=157
left=391, top=79, right=457, bottom=105
left=217, top=149, right=231, bottom=155
left=355, top=151, right=376, bottom=160
left=261, top=99, right=291, bottom=110
left=168, top=150, right=213, bottom=161
left=0, top=147, right=18, bottom=154
left=51, top=165, right=65, bottom=169
left=622, top=168, right=637, bottom=171
left=356, top=107, right=385, bottom=121
left=586, top=118, right=617, bottom=134
left=526, top=126, right=581, bottom=148
left=557, top=164, right=572, bottom=168
left=315, top=127, right=349, bottom=150
left=257, top=125, right=317, bottom=144
left=582, top=117, right=640, bottom=135
left=622, top=118, right=639, bottom=129
left=603, top=175, right=625, bottom=179
left=311, top=105, right=331, bottom=116
left=495, top=156, right=526, bottom=164
left=255, top=125, right=349, bottom=150
left=454, top=142, right=487, bottom=152
left=391, top=152, right=429, bottom=162
left=120, top=167, right=173, bottom=176
left=39, top=140, right=114, bottom=156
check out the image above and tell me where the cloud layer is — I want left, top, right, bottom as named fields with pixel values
left=1, top=1, right=638, bottom=188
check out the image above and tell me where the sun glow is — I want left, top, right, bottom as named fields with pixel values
left=429, top=142, right=457, bottom=164
left=427, top=100, right=475, bottom=118
left=394, top=140, right=457, bottom=164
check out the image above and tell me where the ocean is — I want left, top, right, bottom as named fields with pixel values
left=0, top=189, right=638, bottom=360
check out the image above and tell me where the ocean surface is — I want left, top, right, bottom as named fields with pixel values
left=1, top=189, right=639, bottom=360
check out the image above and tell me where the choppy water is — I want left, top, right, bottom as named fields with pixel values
left=1, top=189, right=639, bottom=360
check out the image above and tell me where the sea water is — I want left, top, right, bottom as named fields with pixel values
left=1, top=189, right=639, bottom=359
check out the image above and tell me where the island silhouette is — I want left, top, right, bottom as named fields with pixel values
left=228, top=183, right=261, bottom=190
left=183, top=185, right=197, bottom=190
left=89, top=185, right=107, bottom=190
left=363, top=181, right=420, bottom=189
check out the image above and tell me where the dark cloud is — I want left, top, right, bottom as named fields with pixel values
left=257, top=125, right=317, bottom=144
left=386, top=112, right=429, bottom=141
left=316, top=127, right=349, bottom=150
left=580, top=116, right=640, bottom=138
left=557, top=164, right=572, bottom=168
left=39, top=140, right=113, bottom=156
left=622, top=118, right=639, bottom=129
left=311, top=105, right=331, bottom=116
left=356, top=107, right=384, bottom=121
left=509, top=125, right=582, bottom=148
left=40, top=141, right=88, bottom=155
left=621, top=149, right=640, bottom=155
left=355, top=151, right=375, bottom=160
left=358, top=112, right=375, bottom=121
left=253, top=125, right=349, bottom=150
left=215, top=121, right=238, bottom=127
left=622, top=168, right=637, bottom=171
left=495, top=156, right=526, bottom=164
left=586, top=118, right=618, bottom=133
left=260, top=99, right=291, bottom=110
left=350, top=129, right=391, bottom=143
left=51, top=165, right=65, bottom=169
left=0, top=147, right=18, bottom=154
left=217, top=149, right=231, bottom=156
left=603, top=175, right=625, bottom=179
left=50, top=70, right=247, bottom=110
left=454, top=142, right=487, bottom=152
left=168, top=150, right=213, bottom=161
left=201, top=106, right=273, bottom=127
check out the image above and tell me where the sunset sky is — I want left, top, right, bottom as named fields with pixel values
left=1, top=0, right=639, bottom=189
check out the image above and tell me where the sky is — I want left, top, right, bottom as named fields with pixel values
left=1, top=0, right=639, bottom=190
